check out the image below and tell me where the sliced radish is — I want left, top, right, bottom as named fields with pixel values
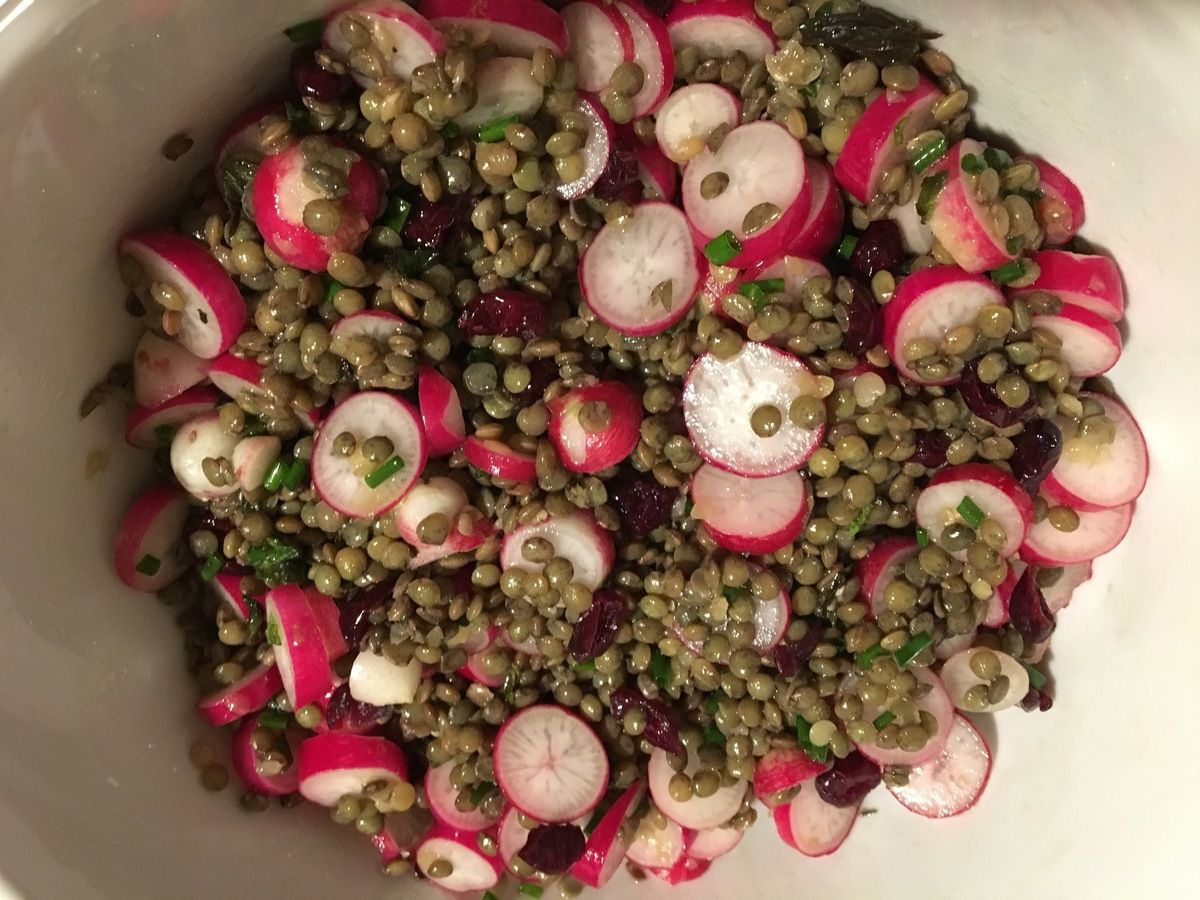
left=1034, top=304, right=1122, bottom=377
left=926, top=139, right=1017, bottom=273
left=654, top=83, right=741, bottom=165
left=725, top=255, right=829, bottom=323
left=124, top=385, right=220, bottom=449
left=211, top=571, right=252, bottom=619
left=562, top=0, right=634, bottom=93
left=120, top=233, right=246, bottom=360
left=665, top=0, right=775, bottom=60
left=613, top=0, right=674, bottom=116
left=1020, top=501, right=1133, bottom=566
left=555, top=95, right=614, bottom=201
left=688, top=825, right=743, bottom=860
left=674, top=568, right=787, bottom=658
left=1041, top=560, right=1093, bottom=614
left=579, top=201, right=703, bottom=336
left=497, top=806, right=534, bottom=872
left=690, top=463, right=810, bottom=554
left=422, top=0, right=569, bottom=56
left=415, top=823, right=505, bottom=892
left=306, top=587, right=350, bottom=661
left=547, top=379, right=643, bottom=473
left=933, top=629, right=977, bottom=661
left=625, top=812, right=687, bottom=870
left=636, top=141, right=678, bottom=202
left=297, top=732, right=409, bottom=807
left=214, top=102, right=285, bottom=174
left=311, top=391, right=427, bottom=518
left=349, top=650, right=422, bottom=706
left=500, top=510, right=614, bottom=591
left=852, top=666, right=954, bottom=768
left=941, top=647, right=1029, bottom=713
left=464, top=435, right=537, bottom=482
left=113, top=484, right=190, bottom=592
left=648, top=856, right=711, bottom=884
left=857, top=535, right=919, bottom=619
left=197, top=664, right=282, bottom=727
left=169, top=411, right=241, bottom=501
left=833, top=77, right=942, bottom=204
left=231, top=712, right=300, bottom=796
left=753, top=746, right=828, bottom=806
left=393, top=476, right=494, bottom=566
left=251, top=140, right=383, bottom=273
left=131, top=331, right=210, bottom=407
left=883, top=265, right=1006, bottom=385
left=649, top=746, right=747, bottom=830
left=207, top=353, right=264, bottom=400
left=425, top=761, right=496, bottom=831
left=418, top=366, right=466, bottom=457
left=773, top=784, right=858, bottom=857
left=455, top=56, right=544, bottom=129
left=329, top=309, right=407, bottom=345
left=888, top=192, right=934, bottom=256
left=324, top=1, right=444, bottom=83
left=683, top=342, right=825, bottom=477
left=265, top=585, right=336, bottom=710
left=1009, top=250, right=1125, bottom=322
left=833, top=359, right=896, bottom=392
left=915, top=463, right=1032, bottom=559
left=1017, top=155, right=1085, bottom=246
left=493, top=705, right=609, bottom=822
left=460, top=631, right=505, bottom=689
left=572, top=781, right=646, bottom=888
left=1044, top=393, right=1147, bottom=511
left=982, top=563, right=1020, bottom=628
left=788, top=159, right=845, bottom=259
left=886, top=714, right=991, bottom=818
left=232, top=435, right=281, bottom=491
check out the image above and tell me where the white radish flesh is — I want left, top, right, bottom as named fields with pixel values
left=1041, top=560, right=1093, bottom=614
left=926, top=139, right=1017, bottom=273
left=455, top=56, right=544, bottom=129
left=425, top=761, right=495, bottom=831
left=124, top=385, right=220, bottom=449
left=500, top=510, right=615, bottom=592
left=1009, top=250, right=1125, bottom=322
left=562, top=1, right=634, bottom=93
left=324, top=1, right=445, bottom=82
left=207, top=353, right=264, bottom=400
left=464, top=435, right=537, bottom=482
left=418, top=366, right=466, bottom=456
left=232, top=435, right=281, bottom=491
left=211, top=571, right=251, bottom=619
left=572, top=780, right=646, bottom=888
left=113, top=485, right=190, bottom=592
left=169, top=411, right=241, bottom=501
left=1034, top=304, right=1122, bottom=377
left=852, top=666, right=955, bottom=768
left=654, top=83, right=740, bottom=164
left=556, top=96, right=614, bottom=201
left=131, top=331, right=209, bottom=407
left=416, top=824, right=505, bottom=892
left=625, top=812, right=686, bottom=869
left=773, top=784, right=859, bottom=857
left=649, top=746, right=747, bottom=829
left=349, top=650, right=422, bottom=706
left=787, top=158, right=844, bottom=259
left=941, top=648, right=1029, bottom=713
left=297, top=733, right=409, bottom=807
left=1044, top=392, right=1147, bottom=510
left=665, top=0, right=775, bottom=61
left=197, top=664, right=283, bottom=727
left=496, top=807, right=533, bottom=871
left=914, top=463, right=1033, bottom=559
left=888, top=192, right=934, bottom=255
left=547, top=379, right=643, bottom=474
left=1021, top=502, right=1133, bottom=566
left=753, top=746, right=828, bottom=805
left=637, top=141, right=678, bottom=201
left=857, top=535, right=919, bottom=618
left=266, top=585, right=336, bottom=710
left=887, top=714, right=992, bottom=818
left=214, top=102, right=285, bottom=174
left=688, top=825, right=743, bottom=860
left=690, top=463, right=810, bottom=554
left=614, top=0, right=674, bottom=116
left=422, top=0, right=569, bottom=56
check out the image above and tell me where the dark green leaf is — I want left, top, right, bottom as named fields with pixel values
left=916, top=170, right=948, bottom=220
left=1024, top=663, right=1047, bottom=690
left=846, top=504, right=872, bottom=537
left=218, top=157, right=258, bottom=216
left=650, top=649, right=671, bottom=689
left=265, top=614, right=282, bottom=646
left=380, top=195, right=412, bottom=234
left=284, top=18, right=324, bottom=43
left=895, top=631, right=933, bottom=666
left=837, top=234, right=859, bottom=259
left=983, top=147, right=1013, bottom=170
left=798, top=4, right=940, bottom=66
left=259, top=709, right=289, bottom=729
left=961, top=153, right=986, bottom=174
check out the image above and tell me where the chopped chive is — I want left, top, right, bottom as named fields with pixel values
left=836, top=234, right=859, bottom=259
left=872, top=711, right=896, bottom=730
left=469, top=781, right=495, bottom=804
left=957, top=495, right=985, bottom=529
left=200, top=554, right=223, bottom=581
left=1024, top=663, right=1047, bottom=690
left=478, top=114, right=520, bottom=143
left=704, top=692, right=721, bottom=715
left=989, top=259, right=1027, bottom=285
left=135, top=554, right=161, bottom=576
left=895, top=631, right=933, bottom=667
left=794, top=715, right=829, bottom=764
left=262, top=458, right=289, bottom=493
left=153, top=423, right=175, bottom=446
left=284, top=18, right=324, bottom=43
left=265, top=614, right=282, bottom=646
left=960, top=153, right=986, bottom=174
left=364, top=455, right=405, bottom=489
left=892, top=114, right=910, bottom=147
left=740, top=282, right=767, bottom=310
left=916, top=169, right=948, bottom=220
left=438, top=121, right=462, bottom=140
left=482, top=894, right=500, bottom=900
left=983, top=146, right=1013, bottom=170
left=916, top=526, right=929, bottom=548
left=650, top=649, right=670, bottom=689
left=380, top=195, right=412, bottom=233
left=856, top=643, right=889, bottom=671
left=704, top=230, right=743, bottom=265
left=1018, top=187, right=1045, bottom=204
left=259, top=709, right=289, bottom=730
left=518, top=885, right=543, bottom=898
left=722, top=585, right=748, bottom=603
left=1005, top=235, right=1025, bottom=256
left=739, top=277, right=786, bottom=296
left=801, top=81, right=821, bottom=99
left=284, top=100, right=307, bottom=128
left=910, top=133, right=947, bottom=173
left=846, top=504, right=871, bottom=538
left=703, top=723, right=725, bottom=745
left=325, top=279, right=345, bottom=305
left=281, top=458, right=309, bottom=491
left=574, top=659, right=596, bottom=675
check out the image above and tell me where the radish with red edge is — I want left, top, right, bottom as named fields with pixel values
left=547, top=379, right=643, bottom=473
left=834, top=77, right=941, bottom=204
left=500, top=510, right=615, bottom=591
left=926, top=139, right=1018, bottom=273
left=982, top=563, right=1021, bottom=628
left=324, top=1, right=444, bottom=83
left=649, top=746, right=747, bottom=829
left=120, top=233, right=246, bottom=359
left=197, top=664, right=283, bottom=727
left=683, top=121, right=811, bottom=266
left=887, top=714, right=991, bottom=818
left=131, top=331, right=209, bottom=407
left=169, top=411, right=241, bottom=501
left=455, top=56, right=544, bottom=129
left=304, top=587, right=350, bottom=661
left=214, top=102, right=285, bottom=174
left=554, top=95, right=614, bottom=201
left=654, top=83, right=740, bottom=164
left=265, top=585, right=336, bottom=710
left=888, top=191, right=934, bottom=256
left=773, top=783, right=859, bottom=857
left=1009, top=249, right=1125, bottom=322
left=580, top=201, right=703, bottom=336
left=719, top=253, right=827, bottom=322
left=690, top=463, right=810, bottom=554
left=665, top=0, right=775, bottom=61
left=207, top=352, right=264, bottom=401
left=297, top=732, right=408, bottom=806
left=124, top=385, right=219, bottom=449
left=1034, top=304, right=1122, bottom=377
left=493, top=705, right=609, bottom=822
left=418, top=366, right=465, bottom=456
left=394, top=476, right=494, bottom=567
left=1021, top=501, right=1133, bottom=566
left=460, top=629, right=505, bottom=689
left=464, top=435, right=537, bottom=482
left=497, top=807, right=534, bottom=873
left=1018, top=155, right=1086, bottom=246
left=788, top=159, right=844, bottom=258
left=211, top=571, right=252, bottom=619
left=857, top=535, right=919, bottom=619
left=915, top=463, right=1033, bottom=559
left=422, top=0, right=569, bottom=56
left=415, top=822, right=505, bottom=892
left=614, top=0, right=674, bottom=116
left=852, top=666, right=954, bottom=767
left=1044, top=393, right=1147, bottom=511
left=883, top=266, right=1006, bottom=386
left=425, top=761, right=496, bottom=831
left=674, top=567, right=788, bottom=658
left=231, top=712, right=300, bottom=796
left=683, top=342, right=825, bottom=477
left=1042, top=560, right=1093, bottom=614
left=113, top=484, right=190, bottom=592
left=232, top=435, right=281, bottom=492
left=649, top=856, right=711, bottom=885
left=572, top=780, right=646, bottom=888
left=625, top=810, right=687, bottom=870
left=754, top=746, right=829, bottom=806
left=311, top=391, right=426, bottom=518
left=562, top=0, right=634, bottom=93
left=833, top=360, right=896, bottom=392
left=933, top=629, right=976, bottom=661
left=636, top=140, right=678, bottom=202
left=941, top=647, right=1029, bottom=712
left=689, top=825, right=743, bottom=860
left=251, top=140, right=383, bottom=273
left=329, top=309, right=407, bottom=344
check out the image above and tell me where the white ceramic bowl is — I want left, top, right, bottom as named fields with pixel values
left=1, top=1, right=1197, bottom=897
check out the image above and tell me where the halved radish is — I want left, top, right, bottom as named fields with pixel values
left=393, top=476, right=494, bottom=567
left=883, top=266, right=1006, bottom=385
left=857, top=535, right=919, bottom=619
left=211, top=571, right=252, bottom=619
left=113, top=484, right=190, bottom=592
left=852, top=666, right=954, bottom=768
left=251, top=139, right=383, bottom=273
left=324, top=1, right=445, bottom=82
left=753, top=746, right=828, bottom=806
left=425, top=761, right=496, bottom=831
left=665, top=0, right=775, bottom=60
left=626, top=811, right=687, bottom=870
left=1009, top=250, right=1125, bottom=322
left=915, top=463, right=1032, bottom=559
left=886, top=714, right=991, bottom=818
left=683, top=342, right=825, bottom=477
left=648, top=856, right=711, bottom=884
left=741, top=253, right=829, bottom=299
left=265, top=585, right=335, bottom=709
left=926, top=139, right=1017, bottom=274
left=833, top=77, right=942, bottom=204
left=124, top=385, right=220, bottom=449
left=1034, top=305, right=1121, bottom=377
left=933, top=629, right=976, bottom=661
left=306, top=587, right=350, bottom=661
left=418, top=366, right=466, bottom=457
left=415, top=823, right=505, bottom=892
left=131, top=331, right=210, bottom=407
left=1041, top=560, right=1093, bottom=614
left=197, top=664, right=282, bottom=727
left=120, top=234, right=246, bottom=360
left=547, top=379, right=643, bottom=473
left=649, top=747, right=747, bottom=830
left=614, top=0, right=674, bottom=116
left=169, top=411, right=241, bottom=501
left=555, top=95, right=614, bottom=201
left=788, top=159, right=844, bottom=259
left=1021, top=501, right=1133, bottom=566
left=497, top=806, right=534, bottom=872
left=230, top=712, right=300, bottom=796
left=683, top=121, right=811, bottom=266
left=940, top=647, right=1029, bottom=713
left=500, top=510, right=615, bottom=591
left=207, top=353, right=264, bottom=400
left=636, top=141, right=678, bottom=202
left=654, top=83, right=741, bottom=165
left=311, top=391, right=427, bottom=518
left=572, top=781, right=646, bottom=888
left=773, top=783, right=858, bottom=857
left=349, top=650, right=422, bottom=705
left=460, top=629, right=505, bottom=689
left=690, top=463, right=810, bottom=554
left=688, top=825, right=743, bottom=860
left=493, top=705, right=609, bottom=822
left=214, top=102, right=285, bottom=175
left=455, top=56, right=544, bottom=129
left=579, top=201, right=703, bottom=336
left=232, top=435, right=281, bottom=491
left=329, top=309, right=407, bottom=344
left=888, top=192, right=934, bottom=255
left=422, top=0, right=569, bottom=55
left=464, top=435, right=537, bottom=482
left=296, top=732, right=409, bottom=806
left=562, top=0, right=634, bottom=93
left=1017, top=155, right=1085, bottom=246
left=982, top=562, right=1020, bottom=627
left=1044, top=393, right=1147, bottom=511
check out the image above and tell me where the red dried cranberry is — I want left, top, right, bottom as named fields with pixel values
left=518, top=357, right=559, bottom=405
left=519, top=823, right=587, bottom=874
left=958, top=357, right=1036, bottom=428
left=1021, top=687, right=1054, bottom=712
left=640, top=0, right=676, bottom=16
left=848, top=220, right=904, bottom=278
left=1009, top=418, right=1063, bottom=496
left=842, top=276, right=883, bottom=355
left=911, top=429, right=950, bottom=469
left=323, top=683, right=389, bottom=734
left=607, top=471, right=677, bottom=536
left=339, top=580, right=394, bottom=647
left=291, top=47, right=350, bottom=103
left=458, top=290, right=548, bottom=339
left=403, top=196, right=467, bottom=249
left=568, top=590, right=629, bottom=662
left=593, top=127, right=640, bottom=201
left=1009, top=567, right=1056, bottom=644
left=772, top=627, right=822, bottom=678
left=815, top=751, right=881, bottom=807
left=610, top=687, right=685, bottom=757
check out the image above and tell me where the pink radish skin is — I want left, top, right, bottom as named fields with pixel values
left=853, top=666, right=954, bottom=767
left=464, top=435, right=537, bottom=482
left=883, top=266, right=1006, bottom=385
left=788, top=159, right=844, bottom=258
left=1042, top=560, right=1093, bottom=614
left=753, top=747, right=829, bottom=806
left=131, top=331, right=210, bottom=407
left=324, top=1, right=445, bottom=83
left=614, top=0, right=674, bottom=116
left=626, top=812, right=688, bottom=870
left=124, top=385, right=220, bottom=449
left=719, top=254, right=828, bottom=321
left=198, top=664, right=283, bottom=727
left=562, top=0, right=634, bottom=93
left=169, top=411, right=241, bottom=501
left=1018, top=155, right=1086, bottom=246
left=1009, top=250, right=1125, bottom=322
left=113, top=484, right=190, bottom=592
left=834, top=360, right=896, bottom=392
left=232, top=435, right=281, bottom=491
left=1021, top=501, right=1133, bottom=566
left=460, top=631, right=505, bottom=689
left=982, top=563, right=1020, bottom=628
left=265, top=585, right=336, bottom=710
left=119, top=233, right=246, bottom=359
left=636, top=141, right=678, bottom=202
left=858, top=535, right=919, bottom=618
left=926, top=139, right=1017, bottom=273
left=350, top=650, right=422, bottom=705
left=426, top=762, right=496, bottom=831
left=690, top=463, right=811, bottom=554
left=251, top=141, right=383, bottom=273
left=422, top=0, right=568, bottom=55
left=1044, top=393, right=1148, bottom=511
left=665, top=0, right=775, bottom=61
left=493, top=705, right=609, bottom=823
left=455, top=56, right=544, bottom=130
left=834, top=77, right=942, bottom=204
left=1034, top=304, right=1122, bottom=377
left=305, top=587, right=350, bottom=661
left=329, top=310, right=407, bottom=344
left=555, top=95, right=614, bottom=201
left=214, top=102, right=285, bottom=175
left=683, top=342, right=826, bottom=477
left=887, top=714, right=992, bottom=818
left=231, top=712, right=300, bottom=796
left=418, top=366, right=466, bottom=456
left=654, top=83, right=741, bottom=164
left=773, top=784, right=859, bottom=857
left=393, top=476, right=494, bottom=567
left=688, top=825, right=743, bottom=860
left=212, top=571, right=252, bottom=619
left=501, top=510, right=615, bottom=591
left=207, top=353, right=264, bottom=400
left=942, top=647, right=1029, bottom=712
left=915, top=463, right=1033, bottom=559
left=297, top=732, right=409, bottom=807
left=572, top=781, right=646, bottom=888
left=580, top=201, right=703, bottom=336
left=649, top=856, right=711, bottom=885
left=415, top=823, right=505, bottom=892
left=547, top=380, right=643, bottom=473
left=649, top=747, right=747, bottom=829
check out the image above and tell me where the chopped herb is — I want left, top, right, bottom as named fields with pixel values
left=438, top=121, right=462, bottom=140
left=241, top=415, right=267, bottom=437
left=961, top=153, right=986, bottom=174
left=846, top=504, right=872, bottom=537
left=394, top=246, right=438, bottom=276
left=365, top=455, right=405, bottom=489
left=704, top=692, right=721, bottom=715
left=722, top=585, right=749, bottom=602
left=518, top=885, right=543, bottom=898
left=259, top=709, right=289, bottom=730
left=910, top=133, right=947, bottom=173
left=1005, top=235, right=1025, bottom=256
left=704, top=230, right=743, bottom=265
left=837, top=234, right=859, bottom=259
left=703, top=723, right=726, bottom=745
left=153, top=423, right=175, bottom=446
left=1023, top=663, right=1047, bottom=690
left=794, top=715, right=830, bottom=763
left=895, top=631, right=933, bottom=666
left=856, top=643, right=889, bottom=671
left=281, top=458, right=309, bottom=491
left=284, top=100, right=307, bottom=129
left=892, top=114, right=910, bottom=146
left=957, top=495, right=985, bottom=529
left=477, top=114, right=520, bottom=143
left=200, top=554, right=223, bottom=581
left=801, top=81, right=821, bottom=99
left=574, top=660, right=596, bottom=675
left=916, top=526, right=929, bottom=548
left=469, top=781, right=495, bottom=805
left=501, top=667, right=519, bottom=704
left=245, top=600, right=263, bottom=638
left=482, top=893, right=500, bottom=900
left=265, top=614, right=283, bottom=646
left=218, top=157, right=258, bottom=215
left=916, top=169, right=948, bottom=220
left=1018, top=187, right=1045, bottom=204
left=983, top=146, right=1013, bottom=170
left=262, top=458, right=289, bottom=493
left=798, top=4, right=940, bottom=66
left=247, top=537, right=301, bottom=584
left=467, top=464, right=488, bottom=481
left=283, top=18, right=324, bottom=43
left=380, top=195, right=412, bottom=234
left=989, top=259, right=1027, bottom=286
left=325, top=278, right=345, bottom=305
left=650, top=649, right=671, bottom=689
left=872, top=710, right=896, bottom=730
left=135, top=554, right=161, bottom=576
left=739, top=277, right=786, bottom=296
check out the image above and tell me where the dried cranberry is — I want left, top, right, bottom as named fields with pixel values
left=1009, top=567, right=1056, bottom=645
left=1021, top=688, right=1054, bottom=712
left=323, top=683, right=389, bottom=734
left=339, top=580, right=394, bottom=647
left=847, top=220, right=904, bottom=278
left=1009, top=418, right=1063, bottom=496
left=842, top=276, right=883, bottom=355
left=607, top=471, right=677, bottom=536
left=640, top=0, right=676, bottom=17
left=403, top=196, right=467, bottom=249
left=958, top=358, right=1036, bottom=428
left=772, top=627, right=822, bottom=678
left=291, top=47, right=350, bottom=103
left=815, top=751, right=881, bottom=808
left=458, top=290, right=548, bottom=339
left=568, top=590, right=629, bottom=662
left=519, top=823, right=587, bottom=874
left=593, top=127, right=640, bottom=201
left=610, top=687, right=685, bottom=756
left=518, top=357, right=559, bottom=405
left=911, top=429, right=950, bottom=469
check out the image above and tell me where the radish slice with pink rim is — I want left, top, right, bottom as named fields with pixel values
left=788, top=158, right=844, bottom=258
left=887, top=714, right=992, bottom=818
left=562, top=1, right=634, bottom=93
left=851, top=665, right=954, bottom=767
left=211, top=571, right=252, bottom=619
left=580, top=201, right=703, bottom=336
left=454, top=56, right=544, bottom=130
left=673, top=566, right=788, bottom=659
left=982, top=562, right=1020, bottom=627
left=649, top=746, right=747, bottom=829
left=941, top=647, right=1029, bottom=713
left=688, top=824, right=743, bottom=860
left=425, top=761, right=497, bottom=831
left=207, top=353, right=264, bottom=400
left=915, top=463, right=1033, bottom=559
left=654, top=83, right=740, bottom=164
left=416, top=823, right=506, bottom=892
left=306, top=587, right=350, bottom=660
left=1044, top=393, right=1147, bottom=511
left=131, top=331, right=210, bottom=407
left=933, top=629, right=976, bottom=661
left=464, top=435, right=537, bottom=482
left=665, top=0, right=776, bottom=61
left=1041, top=560, right=1093, bottom=614
left=231, top=712, right=300, bottom=796
left=773, top=783, right=859, bottom=857
left=1021, top=501, right=1133, bottom=566
left=497, top=807, right=534, bottom=873
left=493, top=705, right=609, bottom=823
left=547, top=379, right=643, bottom=474
left=649, top=856, right=711, bottom=884
left=725, top=254, right=829, bottom=320
left=349, top=649, right=422, bottom=705
left=500, top=510, right=615, bottom=591
left=926, top=138, right=1017, bottom=273
left=393, top=476, right=494, bottom=567
left=329, top=309, right=407, bottom=344
left=214, top=102, right=285, bottom=174
left=460, top=630, right=505, bottom=689
left=1033, top=304, right=1122, bottom=377
left=296, top=732, right=409, bottom=806
left=554, top=95, right=614, bottom=201
left=124, top=385, right=220, bottom=449
left=198, top=664, right=283, bottom=727
left=113, top=484, right=190, bottom=592
left=690, top=463, right=811, bottom=554
left=169, top=411, right=241, bottom=501
left=636, top=140, right=678, bottom=201
left=324, top=1, right=445, bottom=83
left=1009, top=250, right=1125, bottom=322
left=232, top=435, right=281, bottom=491
left=265, top=585, right=336, bottom=710
left=754, top=746, right=829, bottom=806
left=418, top=366, right=466, bottom=456
left=614, top=0, right=674, bottom=116
left=422, top=0, right=569, bottom=55
left=857, top=535, right=919, bottom=618
left=572, top=780, right=646, bottom=887
left=1017, top=155, right=1086, bottom=246
left=625, top=811, right=687, bottom=869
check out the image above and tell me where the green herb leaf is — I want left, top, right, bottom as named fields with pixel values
left=798, top=4, right=941, bottom=66
left=262, top=458, right=289, bottom=493
left=650, top=649, right=671, bottom=689
left=394, top=246, right=438, bottom=277
left=259, top=709, right=289, bottom=730
left=574, top=660, right=596, bottom=675
left=957, top=495, right=985, bottom=529
left=218, top=157, right=258, bottom=216
left=1023, top=663, right=1047, bottom=690
left=872, top=710, right=896, bottom=730
left=469, top=781, right=495, bottom=805
left=894, top=631, right=933, bottom=666
left=241, top=415, right=267, bottom=437
left=722, top=585, right=749, bottom=603
left=892, top=114, right=910, bottom=147
left=482, top=893, right=500, bottom=900
left=247, top=537, right=302, bottom=584
left=245, top=600, right=263, bottom=638
left=704, top=230, right=743, bottom=265
left=837, top=234, right=859, bottom=260
left=794, top=715, right=830, bottom=763
left=518, top=884, right=544, bottom=898
left=1005, top=235, right=1025, bottom=256
left=846, top=504, right=872, bottom=538
left=284, top=18, right=324, bottom=43
left=960, top=153, right=986, bottom=174
left=704, top=692, right=722, bottom=715
left=365, top=455, right=405, bottom=489
left=380, top=195, right=412, bottom=234
left=325, top=279, right=345, bottom=305
left=478, top=114, right=520, bottom=143
left=265, top=614, right=283, bottom=646
left=989, top=260, right=1027, bottom=286
left=916, top=170, right=948, bottom=221
left=856, top=643, right=889, bottom=671
left=910, top=133, right=947, bottom=174
left=281, top=458, right=309, bottom=492
left=135, top=554, right=161, bottom=576
left=916, top=526, right=929, bottom=548
left=983, top=146, right=1013, bottom=170
left=200, top=554, right=223, bottom=581
left=284, top=101, right=308, bottom=130
left=703, top=723, right=726, bottom=745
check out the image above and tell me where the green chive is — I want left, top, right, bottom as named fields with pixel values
left=438, top=121, right=462, bottom=140
left=983, top=146, right=1012, bottom=170
left=259, top=709, right=289, bottom=730
left=704, top=692, right=721, bottom=715
left=916, top=527, right=929, bottom=548
left=574, top=660, right=596, bottom=675
left=241, top=415, right=267, bottom=437
left=740, top=282, right=767, bottom=310
left=960, top=153, right=986, bottom=174
left=381, top=195, right=412, bottom=234
left=1024, top=663, right=1047, bottom=690
left=739, top=277, right=786, bottom=297
left=1005, top=235, right=1025, bottom=256
left=135, top=554, right=161, bottom=576
left=284, top=101, right=307, bottom=128
left=704, top=230, right=743, bottom=265
left=846, top=504, right=871, bottom=538
left=200, top=554, right=223, bottom=581
left=265, top=614, right=283, bottom=646
left=478, top=114, right=520, bottom=143
left=794, top=715, right=829, bottom=763
left=837, top=234, right=859, bottom=259
left=518, top=885, right=543, bottom=899
left=153, top=424, right=175, bottom=446
left=325, top=279, right=345, bottom=305
left=482, top=893, right=500, bottom=900
left=262, top=458, right=288, bottom=493
left=957, top=495, right=985, bottom=529
left=916, top=170, right=948, bottom=220
left=722, top=585, right=748, bottom=602
left=284, top=18, right=324, bottom=43
left=892, top=114, right=910, bottom=147
left=872, top=710, right=896, bottom=730
left=703, top=723, right=725, bottom=745
left=910, top=133, right=947, bottom=174
left=281, top=458, right=309, bottom=491
left=801, top=81, right=820, bottom=99
left=895, top=631, right=933, bottom=667
left=469, top=781, right=495, bottom=804
left=364, top=455, right=405, bottom=489
left=990, top=260, right=1027, bottom=285
left=856, top=643, right=889, bottom=671
left=650, top=649, right=670, bottom=688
